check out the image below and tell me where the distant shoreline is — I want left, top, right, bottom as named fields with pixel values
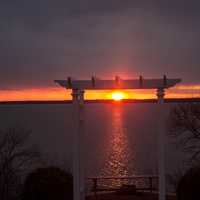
left=0, top=98, right=200, bottom=105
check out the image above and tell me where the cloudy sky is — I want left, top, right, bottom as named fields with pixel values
left=0, top=0, right=200, bottom=94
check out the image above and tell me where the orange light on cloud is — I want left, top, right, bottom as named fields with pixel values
left=0, top=84, right=200, bottom=101
left=0, top=88, right=71, bottom=101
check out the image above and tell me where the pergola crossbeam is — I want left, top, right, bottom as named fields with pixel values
left=55, top=77, right=181, bottom=90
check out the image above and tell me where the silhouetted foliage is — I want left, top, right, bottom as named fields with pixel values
left=169, top=103, right=200, bottom=162
left=0, top=128, right=41, bottom=200
left=177, top=166, right=200, bottom=200
left=22, top=167, right=73, bottom=200
left=167, top=167, right=185, bottom=192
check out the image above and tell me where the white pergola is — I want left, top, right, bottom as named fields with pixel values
left=55, top=76, right=181, bottom=200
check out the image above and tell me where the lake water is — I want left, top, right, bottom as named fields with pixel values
left=0, top=103, right=185, bottom=191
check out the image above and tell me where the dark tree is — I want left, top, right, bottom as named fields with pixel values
left=0, top=128, right=41, bottom=200
left=177, top=166, right=200, bottom=200
left=169, top=103, right=200, bottom=162
left=22, top=167, right=73, bottom=200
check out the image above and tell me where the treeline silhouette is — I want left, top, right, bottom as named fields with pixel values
left=0, top=127, right=73, bottom=200
left=22, top=167, right=73, bottom=200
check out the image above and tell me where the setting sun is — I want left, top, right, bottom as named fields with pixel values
left=111, top=91, right=125, bottom=101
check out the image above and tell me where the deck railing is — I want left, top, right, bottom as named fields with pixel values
left=87, top=175, right=159, bottom=197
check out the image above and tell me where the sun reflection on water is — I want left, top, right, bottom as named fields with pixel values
left=101, top=105, right=135, bottom=186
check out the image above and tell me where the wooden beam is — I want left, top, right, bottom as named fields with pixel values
left=55, top=78, right=181, bottom=90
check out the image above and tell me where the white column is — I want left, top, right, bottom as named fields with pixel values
left=79, top=90, right=85, bottom=200
left=72, top=89, right=85, bottom=200
left=157, top=88, right=166, bottom=200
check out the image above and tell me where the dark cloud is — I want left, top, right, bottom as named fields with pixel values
left=0, top=0, right=200, bottom=89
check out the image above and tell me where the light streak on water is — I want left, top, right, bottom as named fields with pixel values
left=100, top=104, right=135, bottom=186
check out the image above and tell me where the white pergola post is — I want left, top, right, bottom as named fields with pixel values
left=79, top=90, right=85, bottom=200
left=157, top=88, right=166, bottom=200
left=71, top=89, right=85, bottom=200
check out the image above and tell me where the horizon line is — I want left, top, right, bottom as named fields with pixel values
left=1, top=98, right=200, bottom=105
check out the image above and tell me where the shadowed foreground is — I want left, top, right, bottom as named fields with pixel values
left=86, top=193, right=176, bottom=200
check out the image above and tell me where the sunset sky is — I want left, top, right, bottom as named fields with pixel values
left=0, top=1, right=200, bottom=101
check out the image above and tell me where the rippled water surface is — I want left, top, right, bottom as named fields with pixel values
left=0, top=103, right=182, bottom=181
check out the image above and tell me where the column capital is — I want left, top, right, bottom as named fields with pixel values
left=79, top=90, right=85, bottom=97
left=71, top=89, right=79, bottom=100
left=71, top=89, right=85, bottom=101
left=156, top=88, right=165, bottom=100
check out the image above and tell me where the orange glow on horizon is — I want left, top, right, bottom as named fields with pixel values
left=0, top=84, right=200, bottom=102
